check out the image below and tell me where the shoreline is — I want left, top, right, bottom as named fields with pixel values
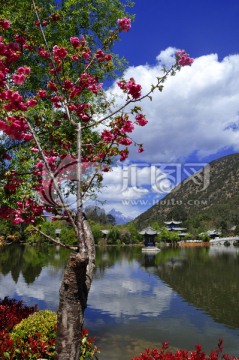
left=178, top=241, right=210, bottom=247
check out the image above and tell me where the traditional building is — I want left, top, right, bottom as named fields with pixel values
left=139, top=226, right=159, bottom=247
left=101, top=229, right=110, bottom=239
left=164, top=219, right=187, bottom=239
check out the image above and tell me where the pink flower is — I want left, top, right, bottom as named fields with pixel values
left=135, top=114, right=148, bottom=126
left=13, top=216, right=24, bottom=224
left=23, top=133, right=33, bottom=141
left=0, top=19, right=10, bottom=29
left=105, top=54, right=112, bottom=61
left=138, top=147, right=144, bottom=153
left=37, top=89, right=47, bottom=98
left=34, top=20, right=41, bottom=27
left=12, top=73, right=26, bottom=85
left=38, top=48, right=50, bottom=58
left=53, top=45, right=68, bottom=59
left=176, top=50, right=194, bottom=66
left=119, top=151, right=128, bottom=161
left=26, top=98, right=38, bottom=107
left=17, top=66, right=31, bottom=75
left=127, top=78, right=141, bottom=99
left=36, top=162, right=44, bottom=169
left=70, top=37, right=80, bottom=48
left=117, top=17, right=131, bottom=32
left=117, top=78, right=142, bottom=99
left=47, top=81, right=58, bottom=92
left=121, top=120, right=134, bottom=133
left=119, top=137, right=132, bottom=146
left=14, top=34, right=27, bottom=45
left=101, top=130, right=114, bottom=142
left=62, top=80, right=73, bottom=91
left=31, top=147, right=39, bottom=153
left=82, top=50, right=91, bottom=60
left=72, top=54, right=79, bottom=61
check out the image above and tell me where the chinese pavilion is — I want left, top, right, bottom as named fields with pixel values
left=139, top=226, right=159, bottom=247
left=164, top=219, right=187, bottom=239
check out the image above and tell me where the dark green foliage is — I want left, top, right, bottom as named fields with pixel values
left=25, top=219, right=77, bottom=245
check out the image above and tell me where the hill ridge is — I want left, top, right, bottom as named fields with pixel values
left=133, top=153, right=239, bottom=234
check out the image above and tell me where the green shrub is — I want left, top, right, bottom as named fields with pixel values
left=11, top=310, right=57, bottom=343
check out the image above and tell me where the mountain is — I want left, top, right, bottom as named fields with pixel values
left=133, top=153, right=239, bottom=234
left=108, top=208, right=133, bottom=225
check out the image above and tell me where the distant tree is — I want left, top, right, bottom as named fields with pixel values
left=119, top=228, right=131, bottom=243
left=127, top=223, right=142, bottom=243
left=108, top=226, right=120, bottom=244
left=234, top=225, right=239, bottom=235
left=198, top=233, right=210, bottom=242
left=219, top=220, right=228, bottom=235
left=167, top=206, right=188, bottom=222
left=84, top=205, right=107, bottom=224
left=90, top=222, right=104, bottom=243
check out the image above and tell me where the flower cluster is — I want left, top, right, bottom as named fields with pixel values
left=132, top=340, right=238, bottom=360
left=0, top=19, right=10, bottom=29
left=0, top=198, right=43, bottom=224
left=117, top=77, right=142, bottom=99
left=0, top=89, right=37, bottom=112
left=96, top=49, right=112, bottom=62
left=135, top=114, right=148, bottom=126
left=0, top=115, right=32, bottom=141
left=117, top=17, right=131, bottom=32
left=12, top=66, right=31, bottom=85
left=3, top=171, right=23, bottom=193
left=0, top=37, right=21, bottom=67
left=176, top=49, right=194, bottom=66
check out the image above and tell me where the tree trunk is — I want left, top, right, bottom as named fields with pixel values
left=56, top=217, right=95, bottom=360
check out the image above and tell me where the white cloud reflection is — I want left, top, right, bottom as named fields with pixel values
left=88, top=261, right=173, bottom=318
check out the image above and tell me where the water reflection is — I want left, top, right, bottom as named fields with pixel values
left=153, top=247, right=239, bottom=329
left=0, top=244, right=69, bottom=309
left=0, top=244, right=239, bottom=359
left=89, top=259, right=173, bottom=319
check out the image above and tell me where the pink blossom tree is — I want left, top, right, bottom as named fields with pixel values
left=0, top=1, right=193, bottom=358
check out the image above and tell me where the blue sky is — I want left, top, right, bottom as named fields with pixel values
left=115, top=0, right=239, bottom=66
left=90, top=0, right=239, bottom=219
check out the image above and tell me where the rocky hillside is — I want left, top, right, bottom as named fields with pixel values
left=133, top=153, right=239, bottom=234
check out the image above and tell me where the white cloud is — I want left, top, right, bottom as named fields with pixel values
left=87, top=164, right=176, bottom=217
left=107, top=50, right=239, bottom=163
left=87, top=50, right=239, bottom=217
left=156, top=47, right=178, bottom=67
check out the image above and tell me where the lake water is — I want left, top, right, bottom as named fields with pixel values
left=0, top=244, right=239, bottom=359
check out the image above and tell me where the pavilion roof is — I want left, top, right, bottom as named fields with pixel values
left=164, top=220, right=182, bottom=225
left=139, top=226, right=159, bottom=235
left=168, top=227, right=187, bottom=231
left=101, top=229, right=110, bottom=235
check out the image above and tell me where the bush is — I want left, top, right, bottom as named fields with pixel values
left=132, top=340, right=239, bottom=360
left=0, top=298, right=99, bottom=359
left=11, top=310, right=57, bottom=343
left=0, top=297, right=37, bottom=331
left=0, top=301, right=54, bottom=359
